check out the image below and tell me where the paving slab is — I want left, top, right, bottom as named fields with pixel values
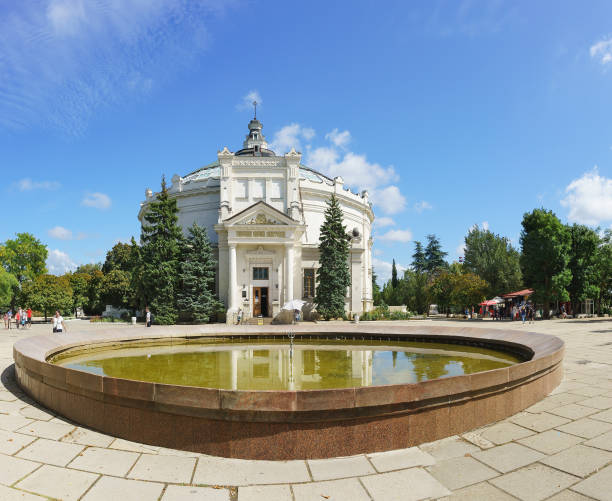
left=546, top=491, right=594, bottom=501
left=589, top=408, right=612, bottom=423
left=307, top=455, right=375, bottom=480
left=68, top=446, right=140, bottom=476
left=0, top=415, right=34, bottom=432
left=555, top=417, right=612, bottom=439
left=81, top=475, right=164, bottom=501
left=510, top=412, right=570, bottom=432
left=584, top=429, right=612, bottom=451
left=541, top=444, right=612, bottom=478
left=360, top=468, right=450, bottom=501
left=577, top=396, right=612, bottom=410
left=15, top=464, right=98, bottom=501
left=18, top=406, right=55, bottom=421
left=439, top=481, right=517, bottom=500
left=480, top=422, right=534, bottom=444
left=490, top=463, right=579, bottom=501
left=17, top=420, right=75, bottom=440
left=292, top=478, right=370, bottom=501
left=16, top=438, right=84, bottom=466
left=420, top=436, right=480, bottom=460
left=517, top=429, right=583, bottom=455
left=571, top=464, right=612, bottom=500
left=109, top=438, right=160, bottom=453
left=426, top=456, right=498, bottom=490
left=61, top=427, right=115, bottom=448
left=0, top=454, right=40, bottom=486
left=367, top=446, right=435, bottom=472
left=472, top=442, right=544, bottom=473
left=237, top=485, right=293, bottom=501
left=461, top=431, right=495, bottom=449
left=0, top=484, right=47, bottom=500
left=568, top=386, right=610, bottom=397
left=193, top=456, right=310, bottom=486
left=163, top=484, right=231, bottom=500
left=0, top=429, right=36, bottom=455
left=548, top=404, right=600, bottom=420
left=128, top=453, right=196, bottom=484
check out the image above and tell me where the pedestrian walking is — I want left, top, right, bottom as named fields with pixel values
left=3, top=312, right=7, bottom=329
left=52, top=311, right=66, bottom=333
left=26, top=307, right=32, bottom=328
left=145, top=307, right=152, bottom=327
left=15, top=310, right=20, bottom=330
left=520, top=305, right=526, bottom=324
left=7, top=310, right=11, bottom=330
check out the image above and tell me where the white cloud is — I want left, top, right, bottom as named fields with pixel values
left=270, top=123, right=315, bottom=153
left=469, top=221, right=489, bottom=232
left=375, top=217, right=395, bottom=227
left=370, top=185, right=406, bottom=215
left=237, top=90, right=262, bottom=112
left=456, top=242, right=466, bottom=256
left=561, top=167, right=612, bottom=225
left=372, top=257, right=406, bottom=283
left=17, top=178, right=60, bottom=191
left=82, top=192, right=111, bottom=210
left=374, top=248, right=384, bottom=256
left=590, top=37, right=612, bottom=65
left=414, top=200, right=432, bottom=213
left=48, top=226, right=72, bottom=240
left=378, top=228, right=413, bottom=243
left=325, top=128, right=351, bottom=148
left=0, top=2, right=224, bottom=134
left=47, top=249, right=76, bottom=275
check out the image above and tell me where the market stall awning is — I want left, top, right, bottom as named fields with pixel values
left=502, top=289, right=534, bottom=298
left=479, top=300, right=499, bottom=306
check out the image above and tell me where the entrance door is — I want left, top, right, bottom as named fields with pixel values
left=253, top=287, right=269, bottom=317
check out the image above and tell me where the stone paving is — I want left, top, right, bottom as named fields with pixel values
left=0, top=317, right=610, bottom=500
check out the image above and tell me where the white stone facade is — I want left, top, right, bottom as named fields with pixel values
left=139, top=117, right=374, bottom=319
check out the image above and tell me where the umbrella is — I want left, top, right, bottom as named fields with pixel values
left=479, top=300, right=498, bottom=306
left=492, top=297, right=505, bottom=304
left=282, top=299, right=306, bottom=311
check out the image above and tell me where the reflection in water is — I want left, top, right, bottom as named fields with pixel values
left=54, top=339, right=520, bottom=391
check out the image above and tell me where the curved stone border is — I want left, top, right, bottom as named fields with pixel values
left=13, top=324, right=564, bottom=460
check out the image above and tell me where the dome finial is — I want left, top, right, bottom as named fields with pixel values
left=253, top=100, right=257, bottom=119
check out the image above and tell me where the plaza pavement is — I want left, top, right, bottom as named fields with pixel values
left=0, top=318, right=610, bottom=501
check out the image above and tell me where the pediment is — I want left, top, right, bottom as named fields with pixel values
left=224, top=201, right=297, bottom=226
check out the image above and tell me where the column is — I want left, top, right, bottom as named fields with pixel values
left=286, top=244, right=294, bottom=302
left=231, top=350, right=238, bottom=390
left=229, top=244, right=237, bottom=310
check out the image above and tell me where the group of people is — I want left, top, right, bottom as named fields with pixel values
left=3, top=308, right=32, bottom=329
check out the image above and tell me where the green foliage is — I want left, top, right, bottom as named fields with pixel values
left=86, top=270, right=105, bottom=315
left=567, top=224, right=600, bottom=313
left=75, top=263, right=102, bottom=275
left=520, top=209, right=571, bottom=317
left=424, top=234, right=448, bottom=273
left=67, top=273, right=91, bottom=315
left=463, top=225, right=522, bottom=297
left=391, top=259, right=398, bottom=288
left=594, top=230, right=612, bottom=314
left=0, top=269, right=18, bottom=308
left=177, top=223, right=221, bottom=323
left=361, top=303, right=412, bottom=321
left=0, top=233, right=47, bottom=285
left=427, top=270, right=455, bottom=315
left=140, top=176, right=183, bottom=324
left=372, top=268, right=382, bottom=305
left=411, top=241, right=427, bottom=274
left=128, top=237, right=146, bottom=311
left=427, top=268, right=488, bottom=315
left=102, top=242, right=135, bottom=274
left=315, top=194, right=350, bottom=320
left=100, top=269, right=132, bottom=308
left=20, top=274, right=73, bottom=319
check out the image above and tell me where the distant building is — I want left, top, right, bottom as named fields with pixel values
left=139, top=114, right=374, bottom=320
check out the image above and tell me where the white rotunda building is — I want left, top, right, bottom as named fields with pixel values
left=139, top=115, right=374, bottom=320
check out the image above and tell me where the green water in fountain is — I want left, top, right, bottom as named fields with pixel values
left=52, top=338, right=521, bottom=390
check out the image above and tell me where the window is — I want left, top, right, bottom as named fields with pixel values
left=303, top=268, right=315, bottom=298
left=253, top=267, right=269, bottom=280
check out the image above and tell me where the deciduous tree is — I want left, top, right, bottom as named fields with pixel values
left=20, top=274, right=72, bottom=320
left=0, top=233, right=47, bottom=285
left=567, top=224, right=600, bottom=314
left=0, top=269, right=18, bottom=308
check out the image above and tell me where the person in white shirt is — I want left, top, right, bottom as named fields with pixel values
left=52, top=311, right=66, bottom=333
left=145, top=307, right=151, bottom=327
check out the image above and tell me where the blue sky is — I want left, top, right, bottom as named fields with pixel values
left=1, top=0, right=611, bottom=282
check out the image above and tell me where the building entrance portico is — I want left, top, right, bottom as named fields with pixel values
left=253, top=287, right=269, bottom=317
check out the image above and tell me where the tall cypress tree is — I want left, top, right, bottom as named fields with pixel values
left=391, top=259, right=399, bottom=288
left=177, top=223, right=221, bottom=323
left=140, top=177, right=183, bottom=324
left=424, top=234, right=448, bottom=273
left=315, top=194, right=350, bottom=319
left=411, top=241, right=426, bottom=273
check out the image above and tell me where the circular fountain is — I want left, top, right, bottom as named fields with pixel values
left=13, top=324, right=564, bottom=459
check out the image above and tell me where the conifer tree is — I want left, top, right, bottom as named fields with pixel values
left=140, top=176, right=183, bottom=324
left=411, top=241, right=426, bottom=273
left=177, top=223, right=221, bottom=323
left=424, top=234, right=448, bottom=273
left=391, top=259, right=399, bottom=288
left=315, top=194, right=350, bottom=319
